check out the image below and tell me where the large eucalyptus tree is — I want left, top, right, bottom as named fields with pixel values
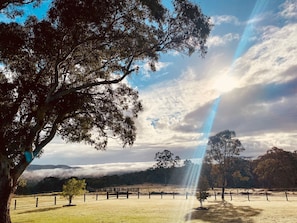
left=0, top=0, right=211, bottom=221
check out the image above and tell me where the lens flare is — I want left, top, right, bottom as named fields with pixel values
left=176, top=0, right=269, bottom=221
left=178, top=97, right=220, bottom=221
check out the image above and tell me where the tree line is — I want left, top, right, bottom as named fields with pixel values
left=16, top=146, right=297, bottom=195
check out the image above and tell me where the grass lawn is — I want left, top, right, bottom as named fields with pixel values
left=11, top=195, right=192, bottom=223
left=11, top=191, right=297, bottom=223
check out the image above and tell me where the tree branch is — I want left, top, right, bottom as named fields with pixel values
left=33, top=117, right=61, bottom=157
left=0, top=0, right=37, bottom=10
left=47, top=56, right=136, bottom=103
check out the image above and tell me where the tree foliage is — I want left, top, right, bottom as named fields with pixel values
left=0, top=1, right=211, bottom=221
left=207, top=130, right=244, bottom=200
left=196, top=176, right=210, bottom=209
left=183, top=159, right=193, bottom=167
left=154, top=150, right=181, bottom=169
left=153, top=149, right=181, bottom=185
left=62, top=178, right=86, bottom=205
left=0, top=0, right=211, bottom=174
left=253, top=147, right=297, bottom=188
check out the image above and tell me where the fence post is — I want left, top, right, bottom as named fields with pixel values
left=285, top=191, right=288, bottom=201
left=84, top=194, right=86, bottom=202
left=54, top=196, right=57, bottom=205
left=173, top=192, right=175, bottom=199
left=96, top=194, right=98, bottom=201
left=107, top=192, right=109, bottom=200
left=14, top=199, right=17, bottom=210
left=161, top=192, right=163, bottom=199
left=265, top=192, right=269, bottom=201
left=36, top=197, right=38, bottom=207
left=214, top=191, right=217, bottom=200
left=230, top=191, right=232, bottom=201
left=126, top=191, right=129, bottom=199
left=149, top=192, right=151, bottom=199
left=247, top=192, right=250, bottom=201
left=138, top=191, right=140, bottom=199
left=116, top=191, right=119, bottom=199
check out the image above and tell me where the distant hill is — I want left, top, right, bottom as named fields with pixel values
left=27, top=164, right=78, bottom=171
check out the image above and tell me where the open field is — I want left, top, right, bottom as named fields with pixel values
left=11, top=190, right=297, bottom=223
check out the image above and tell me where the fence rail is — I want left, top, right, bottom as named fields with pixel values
left=11, top=189, right=297, bottom=211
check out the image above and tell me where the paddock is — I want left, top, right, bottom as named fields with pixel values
left=11, top=189, right=297, bottom=223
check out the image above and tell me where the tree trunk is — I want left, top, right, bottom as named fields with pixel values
left=0, top=172, right=15, bottom=223
left=0, top=156, right=27, bottom=223
left=221, top=173, right=226, bottom=201
left=69, top=195, right=73, bottom=205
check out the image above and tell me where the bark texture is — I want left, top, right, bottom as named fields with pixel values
left=0, top=160, right=16, bottom=223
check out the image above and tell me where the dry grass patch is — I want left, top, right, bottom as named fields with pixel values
left=11, top=191, right=297, bottom=223
left=11, top=195, right=194, bottom=223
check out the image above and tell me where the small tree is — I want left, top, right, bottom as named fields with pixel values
left=196, top=176, right=210, bottom=209
left=62, top=178, right=86, bottom=206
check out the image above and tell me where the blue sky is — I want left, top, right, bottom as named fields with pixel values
left=2, top=1, right=297, bottom=174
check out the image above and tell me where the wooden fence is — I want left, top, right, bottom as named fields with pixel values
left=11, top=189, right=297, bottom=211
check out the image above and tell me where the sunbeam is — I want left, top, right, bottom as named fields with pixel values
left=177, top=0, right=270, bottom=221
left=233, top=0, right=269, bottom=61
left=181, top=97, right=221, bottom=221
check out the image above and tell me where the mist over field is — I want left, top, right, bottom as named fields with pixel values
left=23, top=162, right=155, bottom=179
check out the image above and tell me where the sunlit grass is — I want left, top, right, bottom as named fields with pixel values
left=11, top=190, right=297, bottom=223
left=11, top=194, right=194, bottom=223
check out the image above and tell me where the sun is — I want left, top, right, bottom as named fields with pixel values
left=213, top=75, right=238, bottom=93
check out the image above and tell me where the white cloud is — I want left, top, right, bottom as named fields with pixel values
left=211, top=15, right=241, bottom=26
left=233, top=23, right=297, bottom=87
left=246, top=13, right=267, bottom=25
left=133, top=64, right=226, bottom=152
left=279, top=0, right=297, bottom=20
left=211, top=13, right=267, bottom=27
left=240, top=132, right=297, bottom=158
left=141, top=61, right=171, bottom=78
left=207, top=33, right=240, bottom=48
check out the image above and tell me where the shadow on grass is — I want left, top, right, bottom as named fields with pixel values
left=185, top=201, right=262, bottom=223
left=18, top=206, right=63, bottom=214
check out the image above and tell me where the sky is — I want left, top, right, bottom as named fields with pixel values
left=2, top=0, right=297, bottom=174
